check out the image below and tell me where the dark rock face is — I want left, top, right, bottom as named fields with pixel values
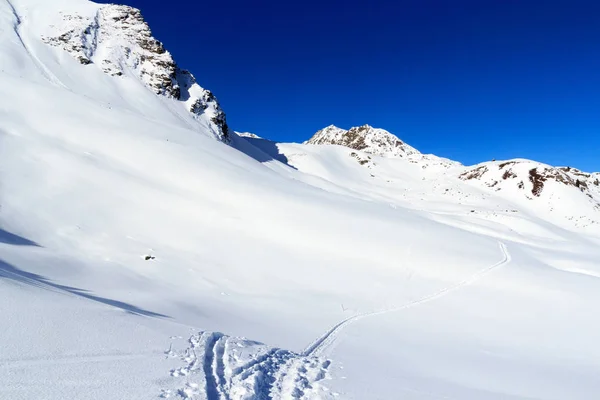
left=528, top=168, right=547, bottom=197
left=101, top=5, right=179, bottom=98
left=341, top=126, right=369, bottom=151
left=176, top=71, right=230, bottom=142
left=502, top=169, right=517, bottom=180
left=528, top=167, right=589, bottom=197
left=210, top=108, right=230, bottom=142
left=190, top=91, right=230, bottom=142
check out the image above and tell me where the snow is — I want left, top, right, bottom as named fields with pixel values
left=1, top=0, right=600, bottom=399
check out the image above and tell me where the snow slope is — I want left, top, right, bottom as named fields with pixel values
left=2, top=0, right=600, bottom=399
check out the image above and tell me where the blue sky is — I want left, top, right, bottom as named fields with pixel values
left=100, top=0, right=599, bottom=171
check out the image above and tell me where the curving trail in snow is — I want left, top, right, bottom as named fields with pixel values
left=302, top=242, right=511, bottom=357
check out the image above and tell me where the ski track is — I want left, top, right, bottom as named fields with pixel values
left=165, top=242, right=510, bottom=398
left=168, top=334, right=330, bottom=400
left=201, top=332, right=223, bottom=400
left=302, top=241, right=511, bottom=357
left=5, top=0, right=68, bottom=88
left=212, top=336, right=230, bottom=400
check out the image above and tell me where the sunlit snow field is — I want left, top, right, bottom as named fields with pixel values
left=1, top=0, right=600, bottom=399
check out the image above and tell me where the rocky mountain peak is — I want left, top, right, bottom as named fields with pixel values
left=41, top=3, right=230, bottom=142
left=305, top=124, right=420, bottom=158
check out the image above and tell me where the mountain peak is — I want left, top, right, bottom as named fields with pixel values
left=39, top=2, right=231, bottom=142
left=305, top=124, right=419, bottom=158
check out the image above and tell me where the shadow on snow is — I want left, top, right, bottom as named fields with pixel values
left=0, top=259, right=170, bottom=318
left=0, top=228, right=168, bottom=318
left=0, top=228, right=40, bottom=246
left=230, top=134, right=297, bottom=169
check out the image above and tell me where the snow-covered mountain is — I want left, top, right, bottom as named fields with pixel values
left=2, top=0, right=600, bottom=399
left=456, top=160, right=600, bottom=230
left=305, top=124, right=420, bottom=158
left=35, top=1, right=230, bottom=141
left=298, top=124, right=600, bottom=232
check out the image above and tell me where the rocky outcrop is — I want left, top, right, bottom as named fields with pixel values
left=557, top=167, right=600, bottom=192
left=42, top=5, right=230, bottom=142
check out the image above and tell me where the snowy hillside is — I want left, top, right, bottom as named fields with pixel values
left=2, top=0, right=600, bottom=399
left=283, top=126, right=600, bottom=234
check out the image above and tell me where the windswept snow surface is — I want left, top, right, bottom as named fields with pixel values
left=2, top=0, right=600, bottom=399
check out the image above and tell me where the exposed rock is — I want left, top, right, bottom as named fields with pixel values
left=502, top=169, right=517, bottom=180
left=42, top=4, right=231, bottom=142
left=350, top=152, right=372, bottom=166
left=460, top=166, right=488, bottom=181
left=529, top=168, right=547, bottom=197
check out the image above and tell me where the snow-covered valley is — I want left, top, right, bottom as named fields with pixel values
left=1, top=0, right=600, bottom=399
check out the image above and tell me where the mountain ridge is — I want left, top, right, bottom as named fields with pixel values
left=303, top=124, right=598, bottom=175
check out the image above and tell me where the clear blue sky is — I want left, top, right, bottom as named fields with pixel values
left=100, top=0, right=599, bottom=171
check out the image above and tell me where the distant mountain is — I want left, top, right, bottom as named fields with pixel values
left=458, top=160, right=600, bottom=225
left=305, top=124, right=420, bottom=158
left=460, top=161, right=600, bottom=199
left=271, top=124, right=600, bottom=230
left=236, top=132, right=262, bottom=139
